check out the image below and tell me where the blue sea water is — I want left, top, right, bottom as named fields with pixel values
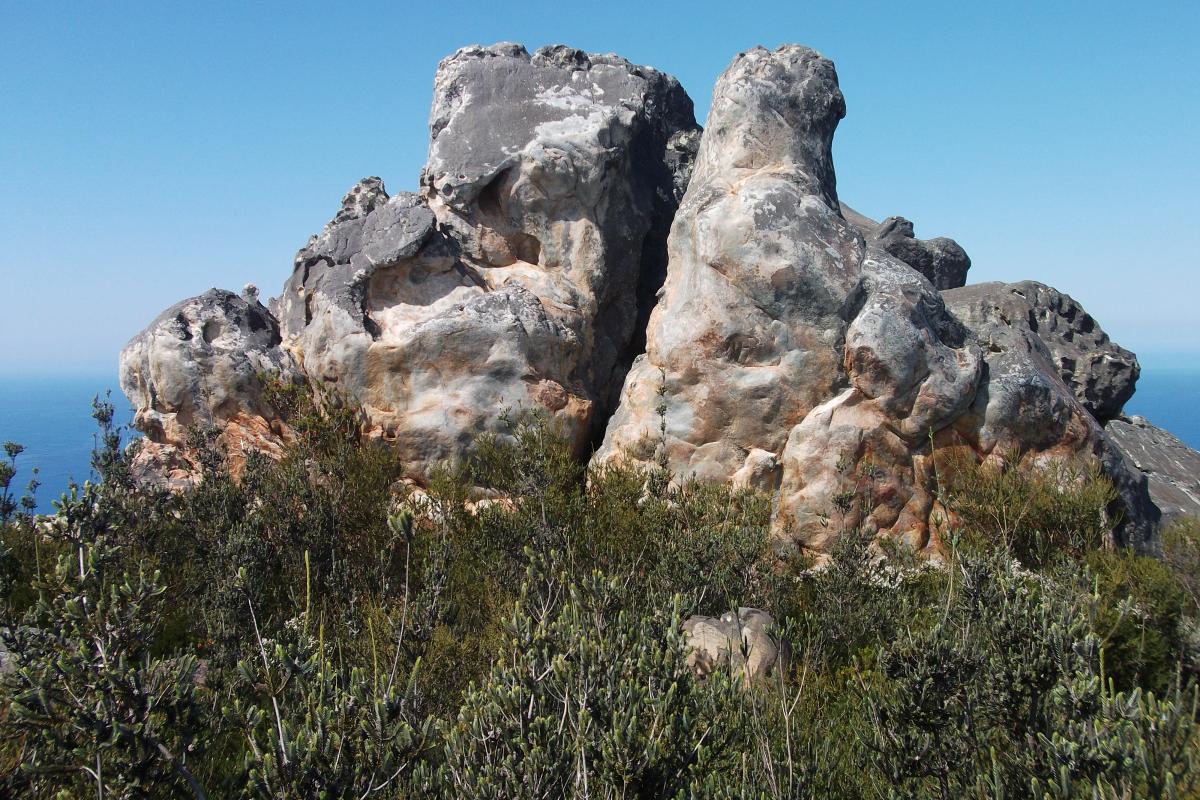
left=1124, top=368, right=1200, bottom=452
left=0, top=373, right=134, bottom=514
left=0, top=368, right=1196, bottom=515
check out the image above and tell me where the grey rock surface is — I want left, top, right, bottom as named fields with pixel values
left=422, top=43, right=700, bottom=411
left=267, top=44, right=699, bottom=476
left=839, top=206, right=972, bottom=290
left=838, top=203, right=879, bottom=237
left=943, top=281, right=1140, bottom=422
left=941, top=284, right=1159, bottom=548
left=119, top=289, right=300, bottom=482
left=272, top=182, right=440, bottom=387
left=870, top=216, right=971, bottom=290
left=1105, top=416, right=1200, bottom=521
left=683, top=608, right=785, bottom=681
left=598, top=44, right=1157, bottom=553
left=598, top=45, right=871, bottom=485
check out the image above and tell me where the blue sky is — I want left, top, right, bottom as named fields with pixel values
left=1, top=0, right=1197, bottom=374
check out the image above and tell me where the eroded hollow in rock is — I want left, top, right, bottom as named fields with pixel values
left=471, top=167, right=545, bottom=268
left=365, top=259, right=481, bottom=343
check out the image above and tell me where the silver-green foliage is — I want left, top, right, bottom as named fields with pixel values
left=1, top=483, right=206, bottom=799
left=229, top=607, right=431, bottom=799
left=436, top=552, right=743, bottom=799
left=863, top=550, right=1199, bottom=800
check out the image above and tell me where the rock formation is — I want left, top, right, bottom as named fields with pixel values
left=124, top=43, right=700, bottom=479
left=841, top=206, right=971, bottom=290
left=1104, top=416, right=1200, bottom=521
left=943, top=281, right=1139, bottom=422
left=598, top=45, right=870, bottom=487
left=119, top=289, right=299, bottom=486
left=870, top=216, right=971, bottom=290
left=683, top=608, right=785, bottom=681
left=121, top=41, right=1179, bottom=556
left=595, top=45, right=1156, bottom=552
left=267, top=43, right=699, bottom=474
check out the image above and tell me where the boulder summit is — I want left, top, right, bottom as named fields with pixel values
left=121, top=43, right=1198, bottom=554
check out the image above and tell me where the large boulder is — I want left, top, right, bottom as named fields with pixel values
left=683, top=608, right=785, bottom=681
left=1104, top=416, right=1200, bottom=521
left=940, top=286, right=1159, bottom=548
left=420, top=43, right=700, bottom=410
left=119, top=288, right=299, bottom=485
left=597, top=45, right=872, bottom=485
left=598, top=45, right=1157, bottom=553
left=268, top=44, right=699, bottom=476
left=943, top=281, right=1139, bottom=422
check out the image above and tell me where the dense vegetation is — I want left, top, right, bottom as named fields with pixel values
left=1, top=388, right=1198, bottom=798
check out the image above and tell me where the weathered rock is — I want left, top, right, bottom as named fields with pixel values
left=599, top=46, right=981, bottom=551
left=943, top=281, right=1139, bottom=422
left=598, top=45, right=869, bottom=483
left=940, top=286, right=1159, bottom=548
left=119, top=42, right=1167, bottom=555
left=266, top=44, right=699, bottom=476
left=119, top=289, right=300, bottom=482
left=774, top=258, right=984, bottom=552
left=598, top=44, right=1156, bottom=554
left=1105, top=416, right=1200, bottom=521
left=683, top=608, right=785, bottom=681
left=870, top=216, right=971, bottom=290
left=839, top=206, right=971, bottom=290
left=272, top=182, right=441, bottom=390
left=731, top=448, right=782, bottom=493
left=274, top=180, right=592, bottom=473
left=421, top=43, right=700, bottom=409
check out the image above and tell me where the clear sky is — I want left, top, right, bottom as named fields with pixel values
left=1, top=0, right=1197, bottom=375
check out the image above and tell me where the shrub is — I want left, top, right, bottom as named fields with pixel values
left=436, top=554, right=744, bottom=799
left=2, top=395, right=1198, bottom=797
left=861, top=549, right=1199, bottom=798
left=228, top=603, right=431, bottom=798
left=1163, top=517, right=1200, bottom=615
left=1082, top=547, right=1191, bottom=692
left=0, top=489, right=206, bottom=799
left=935, top=448, right=1117, bottom=567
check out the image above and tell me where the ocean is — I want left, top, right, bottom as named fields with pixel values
left=0, top=369, right=1197, bottom=515
left=0, top=373, right=134, bottom=513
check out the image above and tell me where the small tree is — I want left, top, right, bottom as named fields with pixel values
left=1, top=483, right=207, bottom=799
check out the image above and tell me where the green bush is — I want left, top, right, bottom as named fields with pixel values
left=1163, top=517, right=1200, bottom=616
left=861, top=549, right=1198, bottom=798
left=434, top=554, right=744, bottom=799
left=1, top=487, right=206, bottom=799
left=1083, top=547, right=1192, bottom=693
left=935, top=448, right=1117, bottom=567
left=1, top=390, right=1197, bottom=798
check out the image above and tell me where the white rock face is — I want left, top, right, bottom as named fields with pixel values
left=596, top=45, right=1156, bottom=553
left=420, top=44, right=699, bottom=407
left=119, top=289, right=300, bottom=484
left=261, top=44, right=700, bottom=475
